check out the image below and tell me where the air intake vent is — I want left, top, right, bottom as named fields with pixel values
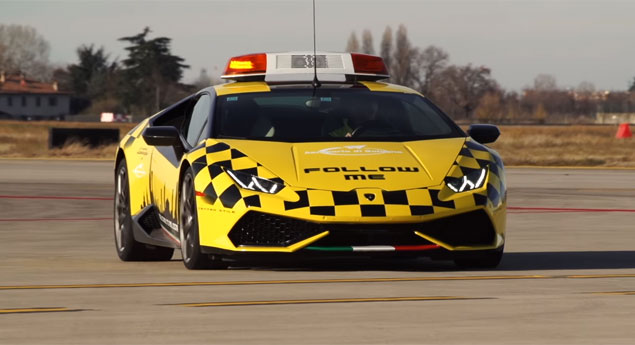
left=228, top=212, right=324, bottom=247
left=416, top=210, right=496, bottom=247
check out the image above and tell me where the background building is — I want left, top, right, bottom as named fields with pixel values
left=0, top=72, right=70, bottom=120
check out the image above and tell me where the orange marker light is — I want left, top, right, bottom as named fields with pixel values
left=224, top=53, right=267, bottom=76
left=229, top=60, right=255, bottom=70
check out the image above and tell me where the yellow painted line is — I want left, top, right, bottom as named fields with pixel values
left=176, top=296, right=481, bottom=308
left=590, top=291, right=635, bottom=296
left=0, top=307, right=78, bottom=314
left=5, top=273, right=635, bottom=291
left=568, top=274, right=635, bottom=279
left=0, top=275, right=556, bottom=290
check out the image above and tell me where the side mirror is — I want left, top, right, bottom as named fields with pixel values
left=142, top=126, right=183, bottom=147
left=467, top=124, right=500, bottom=144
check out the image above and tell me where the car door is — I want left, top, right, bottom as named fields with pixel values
left=150, top=93, right=212, bottom=239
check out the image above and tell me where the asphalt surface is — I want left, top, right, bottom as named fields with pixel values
left=1, top=159, right=635, bottom=344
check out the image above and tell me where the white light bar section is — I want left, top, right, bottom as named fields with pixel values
left=264, top=51, right=354, bottom=82
left=351, top=246, right=396, bottom=252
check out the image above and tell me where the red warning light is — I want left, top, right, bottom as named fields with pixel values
left=351, top=53, right=389, bottom=76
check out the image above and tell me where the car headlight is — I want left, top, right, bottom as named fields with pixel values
left=445, top=167, right=487, bottom=193
left=226, top=169, right=283, bottom=194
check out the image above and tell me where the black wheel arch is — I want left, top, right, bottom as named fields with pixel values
left=178, top=160, right=192, bottom=192
left=115, top=149, right=126, bottom=174
left=177, top=160, right=193, bottom=218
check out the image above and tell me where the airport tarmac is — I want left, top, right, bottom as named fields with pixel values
left=1, top=159, right=634, bottom=344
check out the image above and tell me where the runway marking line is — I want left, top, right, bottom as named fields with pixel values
left=0, top=307, right=82, bottom=315
left=3, top=273, right=635, bottom=291
left=568, top=274, right=635, bottom=279
left=0, top=217, right=112, bottom=222
left=0, top=195, right=112, bottom=201
left=0, top=157, right=112, bottom=162
left=589, top=291, right=635, bottom=296
left=171, top=296, right=488, bottom=308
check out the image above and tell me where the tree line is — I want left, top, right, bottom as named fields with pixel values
left=0, top=24, right=213, bottom=118
left=346, top=25, right=635, bottom=123
left=1, top=23, right=634, bottom=122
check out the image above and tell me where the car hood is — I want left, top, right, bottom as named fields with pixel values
left=219, top=138, right=466, bottom=191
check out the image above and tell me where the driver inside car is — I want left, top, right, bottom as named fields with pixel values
left=327, top=96, right=381, bottom=138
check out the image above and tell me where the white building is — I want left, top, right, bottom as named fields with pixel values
left=0, top=72, right=71, bottom=120
left=596, top=112, right=635, bottom=124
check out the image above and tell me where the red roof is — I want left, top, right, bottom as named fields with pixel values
left=0, top=74, right=69, bottom=95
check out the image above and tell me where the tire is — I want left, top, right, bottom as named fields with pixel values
left=114, top=158, right=174, bottom=261
left=179, top=168, right=226, bottom=270
left=453, top=246, right=504, bottom=269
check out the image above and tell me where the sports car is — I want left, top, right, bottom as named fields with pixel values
left=114, top=52, right=506, bottom=269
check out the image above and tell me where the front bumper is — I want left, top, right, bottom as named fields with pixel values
left=196, top=185, right=506, bottom=254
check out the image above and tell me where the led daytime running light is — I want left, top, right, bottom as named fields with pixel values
left=226, top=169, right=282, bottom=194
left=446, top=167, right=487, bottom=193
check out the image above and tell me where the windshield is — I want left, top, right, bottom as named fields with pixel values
left=212, top=87, right=464, bottom=142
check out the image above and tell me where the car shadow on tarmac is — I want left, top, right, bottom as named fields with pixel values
left=231, top=251, right=635, bottom=272
left=497, top=251, right=635, bottom=271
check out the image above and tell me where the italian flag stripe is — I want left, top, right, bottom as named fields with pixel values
left=306, top=245, right=440, bottom=252
left=306, top=246, right=354, bottom=252
left=394, top=244, right=440, bottom=251
left=352, top=246, right=395, bottom=252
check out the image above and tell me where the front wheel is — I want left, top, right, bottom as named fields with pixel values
left=453, top=246, right=504, bottom=269
left=179, top=168, right=226, bottom=270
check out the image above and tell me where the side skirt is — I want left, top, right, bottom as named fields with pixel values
left=132, top=205, right=180, bottom=249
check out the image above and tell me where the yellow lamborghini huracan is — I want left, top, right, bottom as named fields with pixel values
left=114, top=52, right=506, bottom=269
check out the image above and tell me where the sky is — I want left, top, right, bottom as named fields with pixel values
left=1, top=0, right=634, bottom=91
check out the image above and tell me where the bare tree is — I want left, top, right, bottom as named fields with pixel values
left=391, top=24, right=416, bottom=87
left=361, top=29, right=375, bottom=55
left=412, top=45, right=449, bottom=95
left=0, top=24, right=52, bottom=80
left=574, top=81, right=597, bottom=118
left=533, top=74, right=557, bottom=92
left=576, top=81, right=595, bottom=94
left=600, top=91, right=635, bottom=113
left=474, top=92, right=504, bottom=123
left=522, top=74, right=577, bottom=122
left=345, top=31, right=360, bottom=53
left=433, top=64, right=499, bottom=119
left=532, top=103, right=547, bottom=124
left=502, top=91, right=521, bottom=123
left=194, top=68, right=213, bottom=89
left=379, top=26, right=393, bottom=70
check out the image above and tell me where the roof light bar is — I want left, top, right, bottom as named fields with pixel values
left=221, top=52, right=390, bottom=82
